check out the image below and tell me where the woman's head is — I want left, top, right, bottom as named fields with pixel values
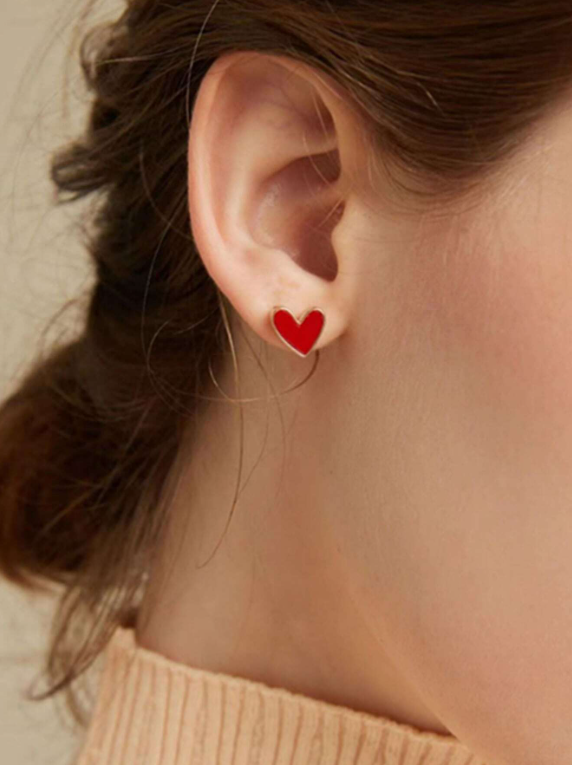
left=1, top=1, right=572, bottom=761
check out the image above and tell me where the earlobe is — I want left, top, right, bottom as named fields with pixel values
left=187, top=51, right=363, bottom=357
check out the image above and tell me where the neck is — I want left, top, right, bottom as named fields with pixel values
left=135, top=329, right=452, bottom=738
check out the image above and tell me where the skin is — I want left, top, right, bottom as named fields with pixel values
left=136, top=52, right=572, bottom=765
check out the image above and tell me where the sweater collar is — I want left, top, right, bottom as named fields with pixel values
left=76, top=625, right=487, bottom=765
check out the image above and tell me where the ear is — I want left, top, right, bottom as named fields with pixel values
left=187, top=51, right=369, bottom=356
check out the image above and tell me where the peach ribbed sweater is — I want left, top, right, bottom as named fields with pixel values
left=75, top=626, right=487, bottom=765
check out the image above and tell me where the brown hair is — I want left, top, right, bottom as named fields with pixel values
left=1, top=0, right=571, bottom=729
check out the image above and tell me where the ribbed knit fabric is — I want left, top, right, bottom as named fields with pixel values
left=75, top=626, right=487, bottom=765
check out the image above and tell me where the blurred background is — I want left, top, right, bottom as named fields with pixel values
left=0, top=1, right=121, bottom=762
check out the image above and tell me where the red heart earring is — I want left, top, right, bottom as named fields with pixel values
left=271, top=306, right=326, bottom=357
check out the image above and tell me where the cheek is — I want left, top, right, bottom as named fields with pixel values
left=354, top=210, right=572, bottom=763
left=407, top=222, right=572, bottom=761
left=445, top=226, right=572, bottom=434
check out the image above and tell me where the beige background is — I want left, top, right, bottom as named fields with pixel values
left=0, top=1, right=121, bottom=763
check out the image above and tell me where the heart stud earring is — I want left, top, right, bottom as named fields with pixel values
left=270, top=306, right=326, bottom=357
